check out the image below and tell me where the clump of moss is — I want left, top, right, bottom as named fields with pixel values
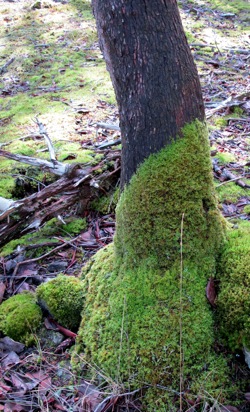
left=215, top=151, right=236, bottom=164
left=36, top=274, right=85, bottom=331
left=76, top=121, right=229, bottom=408
left=91, top=188, right=119, bottom=214
left=216, top=181, right=250, bottom=203
left=0, top=292, right=43, bottom=346
left=243, top=205, right=250, bottom=215
left=62, top=217, right=87, bottom=235
left=217, top=221, right=250, bottom=351
left=0, top=174, right=16, bottom=199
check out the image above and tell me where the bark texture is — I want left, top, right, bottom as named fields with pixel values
left=92, top=0, right=205, bottom=186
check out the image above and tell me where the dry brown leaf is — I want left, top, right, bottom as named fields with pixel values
left=0, top=337, right=25, bottom=354
left=1, top=352, right=20, bottom=371
left=206, top=277, right=216, bottom=307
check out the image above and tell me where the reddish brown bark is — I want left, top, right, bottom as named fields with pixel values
left=92, top=0, right=205, bottom=187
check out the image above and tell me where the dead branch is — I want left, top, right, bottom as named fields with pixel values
left=0, top=197, right=14, bottom=213
left=0, top=57, right=15, bottom=75
left=96, top=122, right=120, bottom=131
left=0, top=148, right=68, bottom=176
left=206, top=91, right=250, bottom=119
left=0, top=148, right=94, bottom=179
left=0, top=163, right=120, bottom=247
left=0, top=172, right=92, bottom=247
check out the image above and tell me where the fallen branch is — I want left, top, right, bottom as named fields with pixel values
left=96, top=122, right=120, bottom=131
left=0, top=57, right=15, bottom=75
left=0, top=173, right=92, bottom=247
left=206, top=91, right=250, bottom=119
left=0, top=119, right=121, bottom=247
left=213, top=159, right=250, bottom=189
left=0, top=148, right=68, bottom=176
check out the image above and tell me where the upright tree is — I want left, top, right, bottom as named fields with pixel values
left=93, top=0, right=205, bottom=187
left=76, top=1, right=228, bottom=409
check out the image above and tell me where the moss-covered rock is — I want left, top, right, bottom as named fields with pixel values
left=36, top=274, right=85, bottom=331
left=0, top=292, right=43, bottom=346
left=217, top=221, right=250, bottom=351
left=76, top=121, right=229, bottom=409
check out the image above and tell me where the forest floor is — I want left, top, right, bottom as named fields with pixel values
left=0, top=0, right=250, bottom=411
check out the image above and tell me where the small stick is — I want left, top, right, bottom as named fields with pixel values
left=12, top=235, right=80, bottom=277
left=34, top=117, right=57, bottom=163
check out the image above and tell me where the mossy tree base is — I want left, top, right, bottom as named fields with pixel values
left=76, top=121, right=229, bottom=409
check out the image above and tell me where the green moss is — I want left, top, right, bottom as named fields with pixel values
left=214, top=117, right=228, bottom=128
left=233, top=107, right=244, bottom=116
left=215, top=152, right=236, bottom=164
left=0, top=217, right=86, bottom=257
left=55, top=142, right=94, bottom=164
left=76, top=121, right=229, bottom=408
left=115, top=121, right=225, bottom=266
left=0, top=292, right=43, bottom=346
left=63, top=218, right=87, bottom=235
left=217, top=221, right=250, bottom=351
left=243, top=205, right=250, bottom=215
left=216, top=181, right=250, bottom=203
left=36, top=274, right=85, bottom=331
left=207, top=0, right=250, bottom=13
left=91, top=188, right=119, bottom=214
left=69, top=0, right=93, bottom=15
left=0, top=174, right=16, bottom=199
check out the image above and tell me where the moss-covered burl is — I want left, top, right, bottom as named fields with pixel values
left=75, top=121, right=235, bottom=409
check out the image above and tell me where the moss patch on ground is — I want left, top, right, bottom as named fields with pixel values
left=217, top=220, right=250, bottom=351
left=76, top=121, right=230, bottom=409
left=0, top=292, right=43, bottom=345
left=0, top=217, right=86, bottom=257
left=0, top=0, right=114, bottom=196
left=36, top=274, right=85, bottom=331
left=216, top=181, right=250, bottom=203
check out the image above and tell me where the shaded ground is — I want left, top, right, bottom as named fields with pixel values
left=0, top=0, right=250, bottom=410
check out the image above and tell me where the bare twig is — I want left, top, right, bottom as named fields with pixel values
left=97, top=139, right=121, bottom=149
left=12, top=235, right=81, bottom=277
left=96, top=122, right=120, bottom=131
left=34, top=117, right=57, bottom=163
left=94, top=388, right=142, bottom=412
left=216, top=175, right=250, bottom=188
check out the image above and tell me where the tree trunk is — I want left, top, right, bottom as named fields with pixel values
left=92, top=0, right=205, bottom=187
left=75, top=1, right=229, bottom=409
